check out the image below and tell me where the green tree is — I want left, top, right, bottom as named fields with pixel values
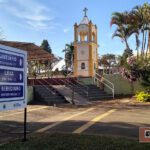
left=99, top=54, right=116, bottom=74
left=111, top=3, right=150, bottom=91
left=111, top=12, right=138, bottom=57
left=62, top=43, right=74, bottom=73
left=41, top=40, right=52, bottom=54
left=131, top=3, right=150, bottom=56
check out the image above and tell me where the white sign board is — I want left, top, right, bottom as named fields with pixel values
left=0, top=44, right=27, bottom=111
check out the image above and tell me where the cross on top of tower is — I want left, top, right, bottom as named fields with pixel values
left=83, top=7, right=88, bottom=17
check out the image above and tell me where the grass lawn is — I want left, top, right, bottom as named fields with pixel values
left=0, top=133, right=150, bottom=150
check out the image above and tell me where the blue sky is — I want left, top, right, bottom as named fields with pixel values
left=0, top=0, right=148, bottom=58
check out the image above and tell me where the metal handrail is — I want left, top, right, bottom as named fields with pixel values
left=68, top=78, right=88, bottom=91
left=94, top=77, right=112, bottom=90
left=51, top=78, right=64, bottom=85
left=74, top=79, right=89, bottom=96
left=66, top=73, right=89, bottom=92
left=41, top=78, right=68, bottom=100
left=35, top=79, right=55, bottom=95
left=95, top=73, right=114, bottom=88
left=62, top=78, right=89, bottom=99
left=66, top=78, right=76, bottom=87
left=59, top=78, right=73, bottom=88
left=94, top=73, right=114, bottom=99
left=59, top=78, right=75, bottom=104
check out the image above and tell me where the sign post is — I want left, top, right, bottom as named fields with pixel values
left=24, top=107, right=27, bottom=141
left=0, top=44, right=27, bottom=141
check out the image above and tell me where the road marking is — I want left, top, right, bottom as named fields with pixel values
left=73, top=109, right=117, bottom=134
left=35, top=107, right=95, bottom=133
left=0, top=106, right=49, bottom=118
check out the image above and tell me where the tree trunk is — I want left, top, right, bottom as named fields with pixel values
left=141, top=30, right=145, bottom=56
left=124, top=38, right=130, bottom=50
left=146, top=31, right=150, bottom=56
left=143, top=29, right=148, bottom=56
left=137, top=49, right=139, bottom=60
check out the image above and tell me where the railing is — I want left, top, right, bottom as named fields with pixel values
left=94, top=73, right=115, bottom=99
left=66, top=76, right=89, bottom=99
left=35, top=79, right=56, bottom=95
left=74, top=79, right=89, bottom=99
left=59, top=78, right=75, bottom=104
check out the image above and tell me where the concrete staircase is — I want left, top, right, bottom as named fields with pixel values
left=70, top=83, right=112, bottom=101
left=52, top=85, right=91, bottom=106
left=87, top=84, right=112, bottom=101
left=34, top=85, right=67, bottom=105
left=28, top=76, right=114, bottom=105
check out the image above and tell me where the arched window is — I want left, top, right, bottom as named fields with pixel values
left=84, top=34, right=88, bottom=41
left=79, top=32, right=88, bottom=42
left=81, top=62, right=85, bottom=70
left=78, top=34, right=81, bottom=42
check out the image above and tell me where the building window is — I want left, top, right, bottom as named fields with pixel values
left=81, top=62, right=85, bottom=70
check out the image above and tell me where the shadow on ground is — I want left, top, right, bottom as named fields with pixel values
left=0, top=119, right=149, bottom=144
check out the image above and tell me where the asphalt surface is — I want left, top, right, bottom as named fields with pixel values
left=0, top=98, right=150, bottom=144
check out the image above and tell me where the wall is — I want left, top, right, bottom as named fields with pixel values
left=77, top=75, right=144, bottom=95
left=27, top=86, right=34, bottom=103
left=77, top=77, right=94, bottom=85
left=77, top=44, right=89, bottom=76
left=77, top=44, right=89, bottom=60
left=104, top=74, right=144, bottom=95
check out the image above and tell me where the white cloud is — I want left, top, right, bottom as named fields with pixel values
left=63, top=27, right=70, bottom=33
left=0, top=0, right=58, bottom=30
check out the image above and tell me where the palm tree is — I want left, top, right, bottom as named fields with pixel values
left=147, top=32, right=150, bottom=56
left=62, top=43, right=74, bottom=74
left=110, top=3, right=150, bottom=89
left=111, top=12, right=138, bottom=56
left=131, top=3, right=150, bottom=56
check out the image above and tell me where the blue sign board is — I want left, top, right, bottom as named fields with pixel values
left=0, top=51, right=24, bottom=68
left=0, top=85, right=23, bottom=99
left=0, top=44, right=27, bottom=111
left=0, top=69, right=23, bottom=83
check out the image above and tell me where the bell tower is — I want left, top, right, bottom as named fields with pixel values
left=73, top=8, right=98, bottom=77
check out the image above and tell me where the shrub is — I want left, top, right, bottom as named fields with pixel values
left=135, top=91, right=150, bottom=102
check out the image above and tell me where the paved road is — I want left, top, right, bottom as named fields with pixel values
left=0, top=98, right=150, bottom=144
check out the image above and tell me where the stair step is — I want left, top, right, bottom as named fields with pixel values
left=43, top=98, right=66, bottom=101
left=41, top=95, right=63, bottom=99
left=89, top=94, right=112, bottom=98
left=34, top=85, right=67, bottom=105
left=89, top=93, right=106, bottom=96
left=89, top=91, right=105, bottom=94
left=89, top=96, right=113, bottom=100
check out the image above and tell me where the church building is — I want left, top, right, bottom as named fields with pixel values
left=73, top=8, right=98, bottom=77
